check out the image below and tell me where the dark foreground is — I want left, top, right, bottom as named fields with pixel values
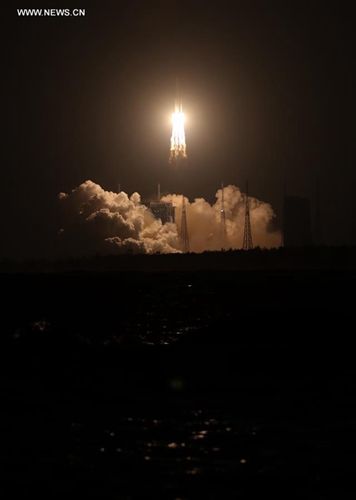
left=1, top=269, right=356, bottom=497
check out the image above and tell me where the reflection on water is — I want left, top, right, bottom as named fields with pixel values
left=3, top=272, right=356, bottom=497
left=68, top=409, right=257, bottom=479
left=24, top=276, right=228, bottom=346
left=66, top=404, right=356, bottom=499
left=10, top=311, right=208, bottom=346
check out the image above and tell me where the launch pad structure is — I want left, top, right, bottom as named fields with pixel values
left=148, top=184, right=189, bottom=253
left=220, top=183, right=227, bottom=249
left=149, top=91, right=256, bottom=252
left=179, top=195, right=190, bottom=253
left=242, top=180, right=253, bottom=250
left=148, top=184, right=175, bottom=224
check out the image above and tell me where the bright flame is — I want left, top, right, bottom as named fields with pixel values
left=170, top=103, right=187, bottom=164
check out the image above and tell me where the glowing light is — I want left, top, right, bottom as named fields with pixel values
left=188, top=467, right=202, bottom=475
left=170, top=102, right=187, bottom=164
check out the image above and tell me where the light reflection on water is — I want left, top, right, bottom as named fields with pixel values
left=69, top=410, right=258, bottom=478
left=15, top=317, right=206, bottom=345
left=6, top=275, right=354, bottom=498
left=11, top=280, right=216, bottom=345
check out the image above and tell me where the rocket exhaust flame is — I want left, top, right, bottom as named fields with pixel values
left=170, top=102, right=187, bottom=164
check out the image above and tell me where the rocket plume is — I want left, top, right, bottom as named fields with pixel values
left=58, top=181, right=281, bottom=256
left=170, top=101, right=187, bottom=164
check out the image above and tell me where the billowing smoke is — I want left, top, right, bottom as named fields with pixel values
left=58, top=180, right=280, bottom=255
left=162, top=184, right=281, bottom=251
left=58, top=180, right=179, bottom=255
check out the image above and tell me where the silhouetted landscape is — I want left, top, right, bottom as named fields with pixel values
left=1, top=250, right=356, bottom=496
left=2, top=246, right=356, bottom=273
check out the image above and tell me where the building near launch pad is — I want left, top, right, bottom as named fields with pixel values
left=149, top=184, right=175, bottom=224
left=283, top=195, right=312, bottom=247
left=149, top=201, right=175, bottom=224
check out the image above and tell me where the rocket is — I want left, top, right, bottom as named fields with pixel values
left=170, top=78, right=187, bottom=163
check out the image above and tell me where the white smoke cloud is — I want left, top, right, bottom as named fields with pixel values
left=58, top=180, right=180, bottom=255
left=58, top=180, right=280, bottom=255
left=162, top=184, right=281, bottom=251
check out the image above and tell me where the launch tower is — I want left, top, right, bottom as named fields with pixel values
left=242, top=181, right=253, bottom=250
left=220, top=183, right=227, bottom=249
left=179, top=195, right=190, bottom=252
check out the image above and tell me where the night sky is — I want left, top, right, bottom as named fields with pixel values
left=2, top=2, right=356, bottom=258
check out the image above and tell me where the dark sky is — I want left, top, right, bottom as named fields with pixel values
left=2, top=1, right=356, bottom=258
